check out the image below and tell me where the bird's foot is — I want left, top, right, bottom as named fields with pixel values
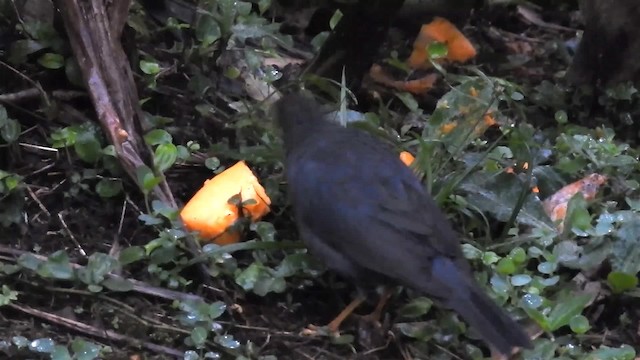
left=356, top=312, right=390, bottom=349
left=358, top=313, right=383, bottom=329
left=300, top=324, right=340, bottom=337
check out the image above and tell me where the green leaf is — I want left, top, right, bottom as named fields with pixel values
left=554, top=239, right=610, bottom=271
left=138, top=213, right=163, bottom=225
left=510, top=274, right=532, bottom=286
left=50, top=345, right=72, bottom=360
left=395, top=92, right=419, bottom=112
left=139, top=60, right=161, bottom=75
left=520, top=304, right=549, bottom=331
left=4, top=174, right=21, bottom=191
left=496, top=257, right=516, bottom=275
left=235, top=1, right=252, bottom=16
left=607, top=271, right=638, bottom=294
left=214, top=334, right=240, bottom=349
left=152, top=200, right=179, bottom=220
left=520, top=338, right=559, bottom=360
left=65, top=57, right=84, bottom=87
left=460, top=172, right=556, bottom=232
left=569, top=314, right=590, bottom=334
left=235, top=262, right=281, bottom=296
left=136, top=165, right=161, bottom=192
left=149, top=244, right=179, bottom=265
left=546, top=293, right=592, bottom=331
left=87, top=284, right=103, bottom=293
left=461, top=244, right=482, bottom=260
left=554, top=110, right=568, bottom=124
left=144, top=129, right=172, bottom=146
left=509, top=247, right=527, bottom=264
left=190, top=326, right=208, bottom=347
left=1, top=119, right=21, bottom=143
left=605, top=82, right=638, bottom=100
left=74, top=131, right=102, bottom=163
left=12, top=336, right=28, bottom=347
left=17, top=253, right=43, bottom=271
left=177, top=145, right=190, bottom=161
left=70, top=339, right=101, bottom=360
left=482, top=251, right=500, bottom=265
left=102, top=277, right=134, bottom=292
left=195, top=15, right=221, bottom=47
left=510, top=91, right=524, bottom=101
left=397, top=297, right=433, bottom=318
left=253, top=221, right=276, bottom=242
left=154, top=143, right=178, bottom=172
left=329, top=9, right=343, bottom=30
left=585, top=345, right=636, bottom=360
left=0, top=105, right=7, bottom=127
left=274, top=253, right=317, bottom=277
left=612, top=215, right=640, bottom=275
left=537, top=261, right=557, bottom=275
left=205, top=157, right=220, bottom=170
left=77, top=253, right=118, bottom=285
left=95, top=179, right=123, bottom=198
left=38, top=52, right=65, bottom=69
left=0, top=285, right=18, bottom=306
left=563, top=193, right=591, bottom=236
left=119, top=246, right=146, bottom=265
left=258, top=0, right=271, bottom=14
left=208, top=301, right=227, bottom=319
left=253, top=275, right=286, bottom=296
left=39, top=251, right=74, bottom=280
left=51, top=126, right=78, bottom=148
left=183, top=350, right=198, bottom=360
left=427, top=42, right=448, bottom=59
left=29, top=337, right=56, bottom=352
left=395, top=322, right=436, bottom=340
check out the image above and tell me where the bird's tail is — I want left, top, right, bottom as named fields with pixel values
left=448, top=281, right=532, bottom=355
left=428, top=258, right=532, bottom=355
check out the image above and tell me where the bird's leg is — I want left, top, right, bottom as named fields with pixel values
left=327, top=295, right=367, bottom=333
left=360, top=286, right=393, bottom=325
left=302, top=295, right=366, bottom=336
left=490, top=350, right=508, bottom=360
left=490, top=343, right=522, bottom=360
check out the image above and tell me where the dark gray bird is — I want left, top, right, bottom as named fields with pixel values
left=274, top=92, right=532, bottom=356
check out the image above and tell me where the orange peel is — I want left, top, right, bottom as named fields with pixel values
left=408, top=17, right=477, bottom=69
left=399, top=151, right=416, bottom=166
left=369, top=64, right=438, bottom=94
left=543, top=173, right=607, bottom=225
left=180, top=161, right=271, bottom=245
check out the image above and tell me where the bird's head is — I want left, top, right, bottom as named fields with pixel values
left=272, top=93, right=336, bottom=152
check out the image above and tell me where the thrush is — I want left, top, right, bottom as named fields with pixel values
left=274, top=92, right=532, bottom=356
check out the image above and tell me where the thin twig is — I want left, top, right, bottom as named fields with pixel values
left=26, top=186, right=51, bottom=217
left=57, top=212, right=88, bottom=258
left=9, top=302, right=183, bottom=357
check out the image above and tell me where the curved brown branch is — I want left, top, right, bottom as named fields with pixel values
left=54, top=0, right=175, bottom=207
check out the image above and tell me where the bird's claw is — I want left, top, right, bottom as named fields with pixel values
left=300, top=324, right=340, bottom=337
left=300, top=324, right=321, bottom=336
left=358, top=313, right=383, bottom=328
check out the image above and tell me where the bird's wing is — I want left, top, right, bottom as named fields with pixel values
left=286, top=142, right=466, bottom=297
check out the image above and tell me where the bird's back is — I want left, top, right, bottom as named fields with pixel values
left=282, top=104, right=467, bottom=295
left=275, top=93, right=532, bottom=354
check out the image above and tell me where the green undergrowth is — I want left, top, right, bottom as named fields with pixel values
left=0, top=0, right=639, bottom=359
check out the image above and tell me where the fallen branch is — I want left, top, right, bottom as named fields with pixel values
left=0, top=245, right=204, bottom=303
left=53, top=0, right=212, bottom=284
left=9, top=302, right=183, bottom=357
left=54, top=0, right=175, bottom=206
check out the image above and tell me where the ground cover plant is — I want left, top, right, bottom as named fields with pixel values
left=0, top=0, right=639, bottom=359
